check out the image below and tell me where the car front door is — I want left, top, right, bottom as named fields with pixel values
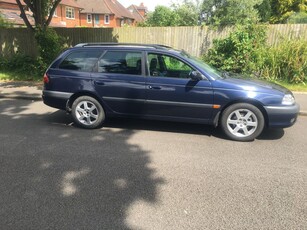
left=145, top=52, right=214, bottom=122
left=91, top=50, right=146, bottom=115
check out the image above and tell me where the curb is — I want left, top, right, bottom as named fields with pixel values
left=299, top=111, right=307, bottom=117
left=0, top=94, right=42, bottom=101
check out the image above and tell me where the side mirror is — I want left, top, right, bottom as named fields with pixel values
left=189, top=71, right=204, bottom=81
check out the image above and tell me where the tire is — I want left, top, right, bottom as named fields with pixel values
left=71, top=96, right=105, bottom=129
left=220, top=103, right=265, bottom=141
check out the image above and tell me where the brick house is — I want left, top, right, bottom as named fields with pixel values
left=0, top=0, right=146, bottom=28
left=78, top=0, right=136, bottom=28
left=51, top=0, right=83, bottom=27
left=0, top=0, right=83, bottom=27
left=0, top=0, right=32, bottom=26
left=127, top=3, right=148, bottom=23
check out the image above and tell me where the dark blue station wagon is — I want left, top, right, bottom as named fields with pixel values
left=42, top=43, right=300, bottom=141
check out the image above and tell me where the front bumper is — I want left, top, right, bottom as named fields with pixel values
left=264, top=103, right=300, bottom=128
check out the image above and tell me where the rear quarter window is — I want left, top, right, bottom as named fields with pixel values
left=59, top=50, right=102, bottom=72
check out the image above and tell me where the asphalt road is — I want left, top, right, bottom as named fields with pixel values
left=0, top=98, right=306, bottom=230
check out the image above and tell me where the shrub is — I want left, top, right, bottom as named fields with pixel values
left=35, top=27, right=66, bottom=68
left=256, top=39, right=307, bottom=83
left=287, top=12, right=307, bottom=24
left=203, top=23, right=307, bottom=84
left=0, top=54, right=43, bottom=80
left=0, top=28, right=66, bottom=81
left=203, top=23, right=267, bottom=74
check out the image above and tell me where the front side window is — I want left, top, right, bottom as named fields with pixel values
left=104, top=14, right=110, bottom=24
left=98, top=51, right=142, bottom=75
left=87, top=14, right=92, bottom=23
left=148, top=53, right=193, bottom=78
left=59, top=51, right=102, bottom=72
left=66, top=7, right=75, bottom=19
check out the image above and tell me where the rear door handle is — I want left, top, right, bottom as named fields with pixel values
left=148, top=85, right=161, bottom=90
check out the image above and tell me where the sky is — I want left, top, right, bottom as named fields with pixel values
left=118, top=0, right=181, bottom=12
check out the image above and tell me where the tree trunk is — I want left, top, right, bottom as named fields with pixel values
left=16, top=0, right=33, bottom=31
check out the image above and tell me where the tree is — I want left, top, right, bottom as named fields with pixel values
left=287, top=11, right=307, bottom=23
left=270, top=0, right=307, bottom=23
left=255, top=0, right=272, bottom=22
left=140, top=1, right=200, bottom=27
left=171, top=0, right=200, bottom=26
left=16, top=0, right=61, bottom=31
left=144, top=6, right=175, bottom=26
left=15, top=0, right=65, bottom=67
left=200, top=0, right=262, bottom=26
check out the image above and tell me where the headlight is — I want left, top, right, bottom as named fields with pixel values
left=282, top=94, right=295, bottom=105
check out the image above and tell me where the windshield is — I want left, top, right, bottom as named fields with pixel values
left=180, top=50, right=223, bottom=80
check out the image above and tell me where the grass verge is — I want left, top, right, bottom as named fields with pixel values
left=274, top=81, right=307, bottom=92
left=0, top=71, right=42, bottom=82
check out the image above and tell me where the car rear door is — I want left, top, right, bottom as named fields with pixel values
left=91, top=50, right=146, bottom=115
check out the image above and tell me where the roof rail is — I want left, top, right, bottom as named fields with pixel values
left=74, top=43, right=172, bottom=50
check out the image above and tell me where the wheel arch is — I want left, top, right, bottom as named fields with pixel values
left=66, top=91, right=105, bottom=113
left=215, top=99, right=269, bottom=127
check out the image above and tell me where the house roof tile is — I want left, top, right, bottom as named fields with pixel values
left=0, top=0, right=26, bottom=5
left=77, top=0, right=112, bottom=14
left=60, top=0, right=83, bottom=9
left=0, top=8, right=32, bottom=25
left=105, top=0, right=134, bottom=19
left=0, top=8, right=66, bottom=27
left=127, top=5, right=144, bottom=22
left=78, top=0, right=134, bottom=19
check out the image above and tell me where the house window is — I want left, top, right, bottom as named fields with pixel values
left=66, top=7, right=75, bottom=19
left=53, top=8, right=57, bottom=17
left=94, top=15, right=99, bottom=25
left=104, top=14, right=110, bottom=24
left=87, top=14, right=92, bottom=23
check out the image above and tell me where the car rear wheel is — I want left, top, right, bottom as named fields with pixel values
left=71, top=96, right=105, bottom=129
left=220, top=103, right=264, bottom=141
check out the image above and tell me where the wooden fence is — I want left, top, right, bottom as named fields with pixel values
left=1, top=24, right=307, bottom=58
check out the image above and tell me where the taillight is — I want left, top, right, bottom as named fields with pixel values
left=43, top=73, right=50, bottom=84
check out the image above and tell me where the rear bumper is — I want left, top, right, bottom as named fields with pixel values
left=264, top=103, right=300, bottom=128
left=42, top=90, right=72, bottom=110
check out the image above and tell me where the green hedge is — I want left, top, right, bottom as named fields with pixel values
left=203, top=23, right=307, bottom=84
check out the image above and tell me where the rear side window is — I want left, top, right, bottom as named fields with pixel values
left=98, top=51, right=142, bottom=75
left=59, top=50, right=102, bottom=72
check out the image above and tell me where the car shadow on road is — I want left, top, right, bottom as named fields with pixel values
left=257, top=128, right=285, bottom=140
left=46, top=110, right=285, bottom=141
left=47, top=110, right=218, bottom=137
left=0, top=99, right=164, bottom=230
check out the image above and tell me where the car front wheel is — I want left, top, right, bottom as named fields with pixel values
left=220, top=103, right=265, bottom=141
left=71, top=96, right=105, bottom=129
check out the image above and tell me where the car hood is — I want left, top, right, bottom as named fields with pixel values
left=216, top=75, right=291, bottom=95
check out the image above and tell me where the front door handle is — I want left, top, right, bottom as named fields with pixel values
left=148, top=85, right=161, bottom=90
